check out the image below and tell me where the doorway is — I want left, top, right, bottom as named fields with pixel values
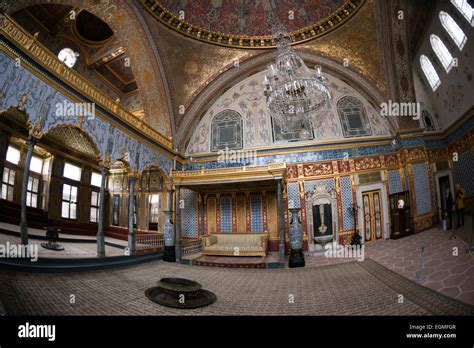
left=362, top=189, right=384, bottom=242
left=438, top=176, right=450, bottom=216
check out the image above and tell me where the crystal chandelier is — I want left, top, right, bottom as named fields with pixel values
left=264, top=32, right=331, bottom=138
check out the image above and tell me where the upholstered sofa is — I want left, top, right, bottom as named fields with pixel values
left=202, top=233, right=268, bottom=257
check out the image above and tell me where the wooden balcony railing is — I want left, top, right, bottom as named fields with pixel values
left=135, top=233, right=164, bottom=253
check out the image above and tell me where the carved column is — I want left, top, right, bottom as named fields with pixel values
left=128, top=172, right=138, bottom=254
left=174, top=187, right=181, bottom=261
left=277, top=179, right=285, bottom=267
left=163, top=187, right=176, bottom=262
left=20, top=124, right=42, bottom=245
left=97, top=163, right=109, bottom=257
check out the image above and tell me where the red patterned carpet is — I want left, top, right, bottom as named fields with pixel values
left=192, top=255, right=266, bottom=268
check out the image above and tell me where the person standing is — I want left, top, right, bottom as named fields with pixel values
left=455, top=184, right=466, bottom=229
left=445, top=187, right=454, bottom=230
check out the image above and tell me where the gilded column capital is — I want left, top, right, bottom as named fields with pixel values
left=98, top=152, right=112, bottom=169
left=27, top=120, right=44, bottom=141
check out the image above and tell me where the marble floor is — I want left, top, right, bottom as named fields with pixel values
left=304, top=227, right=474, bottom=305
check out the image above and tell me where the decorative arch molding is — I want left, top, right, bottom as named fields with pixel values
left=3, top=0, right=173, bottom=137
left=177, top=49, right=393, bottom=150
left=45, top=124, right=102, bottom=160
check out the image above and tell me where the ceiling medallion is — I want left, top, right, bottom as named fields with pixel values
left=140, top=0, right=365, bottom=49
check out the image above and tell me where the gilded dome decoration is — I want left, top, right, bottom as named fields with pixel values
left=140, top=0, right=365, bottom=48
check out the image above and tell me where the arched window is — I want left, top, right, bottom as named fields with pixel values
left=451, top=0, right=473, bottom=26
left=440, top=11, right=467, bottom=50
left=337, top=96, right=372, bottom=138
left=430, top=35, right=455, bottom=73
left=422, top=110, right=436, bottom=132
left=210, top=110, right=243, bottom=152
left=420, top=55, right=441, bottom=91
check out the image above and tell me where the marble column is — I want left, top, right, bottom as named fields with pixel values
left=163, top=187, right=176, bottom=262
left=97, top=165, right=108, bottom=257
left=174, top=187, right=181, bottom=261
left=277, top=179, right=285, bottom=267
left=20, top=136, right=38, bottom=245
left=128, top=174, right=136, bottom=254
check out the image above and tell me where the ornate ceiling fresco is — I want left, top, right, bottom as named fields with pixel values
left=300, top=0, right=387, bottom=97
left=12, top=5, right=137, bottom=99
left=4, top=0, right=418, bottom=149
left=140, top=0, right=364, bottom=48
left=138, top=0, right=388, bottom=145
left=5, top=0, right=174, bottom=139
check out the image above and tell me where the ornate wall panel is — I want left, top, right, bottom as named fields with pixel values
left=250, top=194, right=263, bottom=233
left=340, top=176, right=354, bottom=230
left=236, top=194, right=246, bottom=233
left=220, top=195, right=232, bottom=233
left=287, top=182, right=300, bottom=209
left=412, top=162, right=432, bottom=216
left=266, top=192, right=278, bottom=241
left=210, top=109, right=243, bottom=152
left=388, top=169, right=403, bottom=194
left=453, top=149, right=474, bottom=197
left=207, top=196, right=217, bottom=234
left=181, top=189, right=198, bottom=237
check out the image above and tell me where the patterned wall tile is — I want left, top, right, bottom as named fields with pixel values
left=388, top=170, right=403, bottom=194
left=250, top=194, right=263, bottom=233
left=181, top=189, right=198, bottom=237
left=413, top=163, right=432, bottom=216
left=453, top=149, right=474, bottom=197
left=340, top=176, right=354, bottom=230
left=287, top=182, right=300, bottom=208
left=304, top=178, right=335, bottom=193
left=220, top=196, right=232, bottom=233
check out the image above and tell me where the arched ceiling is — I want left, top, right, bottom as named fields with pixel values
left=4, top=0, right=425, bottom=150
left=141, top=0, right=364, bottom=48
left=5, top=0, right=174, bottom=138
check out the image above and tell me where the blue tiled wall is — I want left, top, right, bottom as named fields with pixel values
left=220, top=196, right=232, bottom=233
left=388, top=170, right=403, bottom=194
left=413, top=163, right=432, bottom=215
left=181, top=189, right=198, bottom=237
left=340, top=176, right=354, bottom=230
left=250, top=194, right=263, bottom=232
